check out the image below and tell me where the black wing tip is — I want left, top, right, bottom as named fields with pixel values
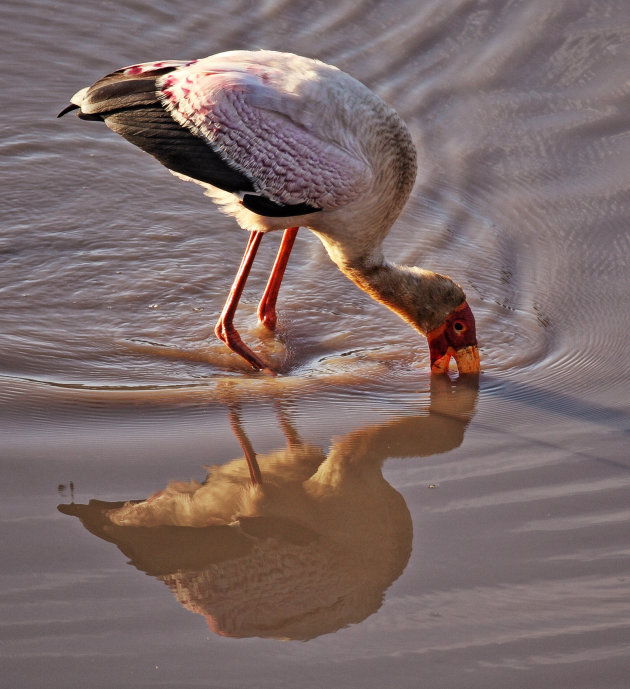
left=57, top=102, right=79, bottom=118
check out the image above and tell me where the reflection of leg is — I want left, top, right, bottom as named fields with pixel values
left=215, top=231, right=271, bottom=371
left=257, top=227, right=299, bottom=330
left=228, top=406, right=262, bottom=486
left=275, top=399, right=302, bottom=451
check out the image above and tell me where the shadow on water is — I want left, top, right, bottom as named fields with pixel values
left=58, top=375, right=478, bottom=641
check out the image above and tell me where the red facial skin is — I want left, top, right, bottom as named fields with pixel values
left=427, top=301, right=480, bottom=374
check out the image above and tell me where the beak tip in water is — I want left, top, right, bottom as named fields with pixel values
left=430, top=345, right=480, bottom=376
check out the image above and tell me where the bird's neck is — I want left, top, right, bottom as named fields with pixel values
left=340, top=259, right=466, bottom=335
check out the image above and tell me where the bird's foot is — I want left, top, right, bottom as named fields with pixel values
left=214, top=320, right=275, bottom=373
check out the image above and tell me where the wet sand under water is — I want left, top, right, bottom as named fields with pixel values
left=2, top=0, right=630, bottom=687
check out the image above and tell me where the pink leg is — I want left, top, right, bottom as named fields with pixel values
left=214, top=231, right=271, bottom=371
left=257, top=227, right=299, bottom=330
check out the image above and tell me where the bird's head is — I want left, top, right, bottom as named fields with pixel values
left=427, top=301, right=480, bottom=375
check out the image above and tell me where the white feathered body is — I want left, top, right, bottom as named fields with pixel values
left=71, top=50, right=417, bottom=268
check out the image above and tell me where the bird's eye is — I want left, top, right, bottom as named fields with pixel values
left=453, top=321, right=465, bottom=332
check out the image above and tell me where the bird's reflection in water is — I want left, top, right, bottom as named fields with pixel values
left=59, top=376, right=478, bottom=640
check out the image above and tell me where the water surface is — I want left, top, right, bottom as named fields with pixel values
left=2, top=0, right=630, bottom=687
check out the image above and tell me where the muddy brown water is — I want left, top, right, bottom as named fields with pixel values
left=2, top=1, right=630, bottom=687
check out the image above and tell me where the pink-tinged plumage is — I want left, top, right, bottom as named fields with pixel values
left=154, top=54, right=372, bottom=212
left=59, top=50, right=479, bottom=374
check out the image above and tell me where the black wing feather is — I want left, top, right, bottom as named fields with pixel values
left=241, top=194, right=319, bottom=217
left=104, top=106, right=255, bottom=192
left=61, top=68, right=321, bottom=216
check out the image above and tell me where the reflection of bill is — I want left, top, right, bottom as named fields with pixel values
left=59, top=376, right=478, bottom=640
